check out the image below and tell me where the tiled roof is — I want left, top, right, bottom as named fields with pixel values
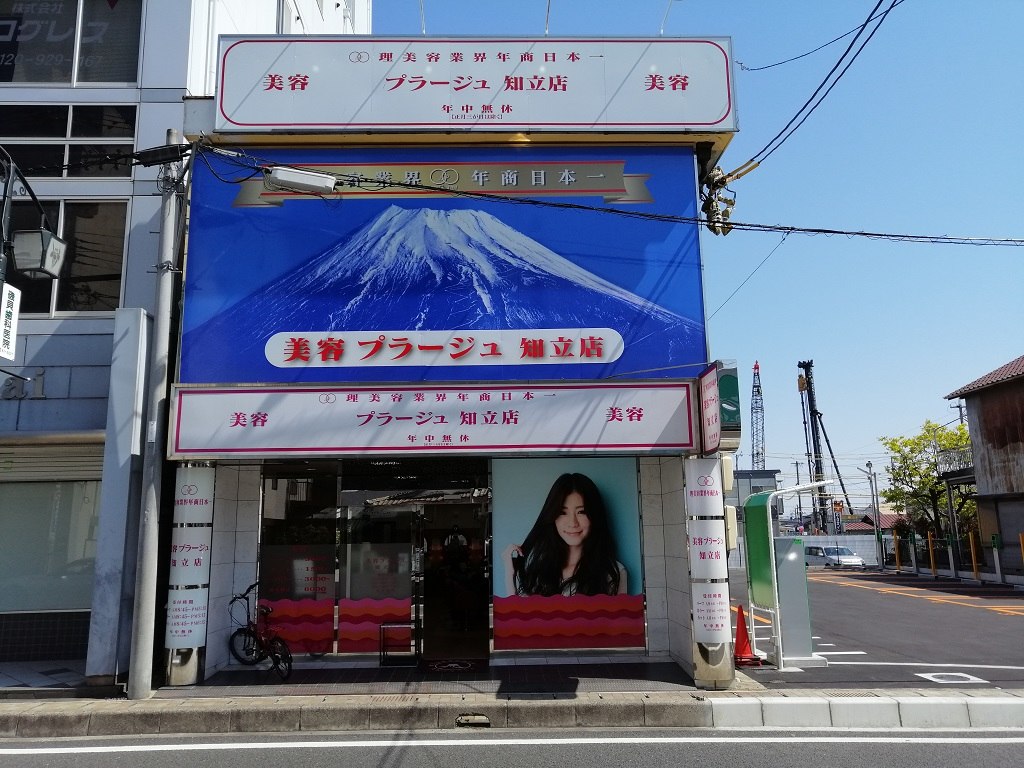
left=946, top=354, right=1024, bottom=399
left=845, top=513, right=906, bottom=531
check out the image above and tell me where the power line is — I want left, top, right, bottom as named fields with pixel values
left=199, top=145, right=1024, bottom=248
left=745, top=0, right=901, bottom=168
left=736, top=0, right=909, bottom=72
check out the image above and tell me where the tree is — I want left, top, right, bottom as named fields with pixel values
left=879, top=420, right=975, bottom=538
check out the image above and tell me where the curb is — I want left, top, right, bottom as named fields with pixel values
left=1, top=690, right=1023, bottom=737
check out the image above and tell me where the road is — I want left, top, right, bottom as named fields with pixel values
left=1, top=730, right=1022, bottom=768
left=738, top=569, right=1024, bottom=688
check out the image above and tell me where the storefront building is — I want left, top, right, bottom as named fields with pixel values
left=173, top=35, right=739, bottom=679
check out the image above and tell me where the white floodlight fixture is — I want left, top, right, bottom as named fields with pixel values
left=264, top=166, right=337, bottom=195
left=12, top=228, right=67, bottom=279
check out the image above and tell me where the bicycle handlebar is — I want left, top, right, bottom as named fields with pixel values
left=230, top=581, right=260, bottom=602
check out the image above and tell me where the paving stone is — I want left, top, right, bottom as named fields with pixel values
left=506, top=696, right=576, bottom=728
left=896, top=696, right=971, bottom=728
left=643, top=694, right=712, bottom=727
left=761, top=696, right=831, bottom=728
left=368, top=696, right=438, bottom=730
left=575, top=693, right=645, bottom=728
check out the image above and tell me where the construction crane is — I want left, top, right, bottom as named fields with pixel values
left=797, top=360, right=853, bottom=534
left=750, top=360, right=765, bottom=470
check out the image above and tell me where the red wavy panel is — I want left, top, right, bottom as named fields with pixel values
left=493, top=594, right=645, bottom=651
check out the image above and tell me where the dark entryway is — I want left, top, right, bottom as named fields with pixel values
left=419, top=500, right=490, bottom=662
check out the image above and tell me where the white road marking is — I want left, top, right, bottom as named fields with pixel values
left=814, top=651, right=867, bottom=655
left=825, top=662, right=1024, bottom=670
left=917, top=672, right=989, bottom=684
left=3, top=735, right=1024, bottom=755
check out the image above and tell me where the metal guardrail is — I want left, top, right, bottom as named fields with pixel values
left=937, top=445, right=974, bottom=476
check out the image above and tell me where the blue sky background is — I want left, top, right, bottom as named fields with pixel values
left=372, top=1, right=1024, bottom=508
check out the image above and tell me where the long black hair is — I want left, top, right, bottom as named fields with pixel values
left=514, top=473, right=620, bottom=596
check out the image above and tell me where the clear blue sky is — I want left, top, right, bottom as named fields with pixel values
left=371, top=1, right=1024, bottom=508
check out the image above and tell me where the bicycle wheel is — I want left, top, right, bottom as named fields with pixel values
left=229, top=627, right=266, bottom=665
left=268, top=637, right=293, bottom=681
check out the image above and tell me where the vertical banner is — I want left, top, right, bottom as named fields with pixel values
left=165, top=465, right=216, bottom=649
left=1, top=283, right=20, bottom=361
left=684, top=458, right=732, bottom=644
left=698, top=363, right=721, bottom=455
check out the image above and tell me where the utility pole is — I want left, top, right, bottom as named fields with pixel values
left=792, top=460, right=803, bottom=521
left=857, top=460, right=883, bottom=568
left=127, top=129, right=184, bottom=699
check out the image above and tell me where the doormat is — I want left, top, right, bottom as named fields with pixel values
left=421, top=659, right=488, bottom=673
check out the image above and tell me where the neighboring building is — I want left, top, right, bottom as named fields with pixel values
left=946, top=354, right=1024, bottom=574
left=0, top=1, right=369, bottom=680
left=726, top=468, right=781, bottom=523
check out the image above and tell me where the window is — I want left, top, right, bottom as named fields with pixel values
left=0, top=0, right=142, bottom=84
left=0, top=481, right=100, bottom=612
left=0, top=104, right=136, bottom=178
left=6, top=199, right=127, bottom=313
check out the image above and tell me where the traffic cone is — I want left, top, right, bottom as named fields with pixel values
left=733, top=604, right=762, bottom=667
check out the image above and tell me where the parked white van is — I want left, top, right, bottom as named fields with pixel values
left=804, top=545, right=866, bottom=569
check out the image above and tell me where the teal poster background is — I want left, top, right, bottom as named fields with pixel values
left=492, top=456, right=641, bottom=597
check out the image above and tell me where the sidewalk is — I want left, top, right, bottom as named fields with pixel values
left=2, top=656, right=1024, bottom=736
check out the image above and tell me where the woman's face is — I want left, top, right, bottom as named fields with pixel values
left=555, top=490, right=591, bottom=547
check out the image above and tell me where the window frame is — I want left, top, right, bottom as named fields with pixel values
left=0, top=0, right=142, bottom=86
left=0, top=103, right=137, bottom=180
left=7, top=196, right=131, bottom=316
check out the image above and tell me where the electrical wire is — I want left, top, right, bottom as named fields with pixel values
left=756, top=0, right=900, bottom=166
left=199, top=144, right=1024, bottom=248
left=744, top=0, right=898, bottom=168
left=707, top=233, right=788, bottom=320
left=736, top=0, right=908, bottom=72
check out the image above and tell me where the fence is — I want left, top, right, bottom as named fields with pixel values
left=728, top=531, right=1024, bottom=587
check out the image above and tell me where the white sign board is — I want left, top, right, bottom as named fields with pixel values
left=691, top=587, right=732, bottom=643
left=172, top=465, right=216, bottom=525
left=1, top=283, right=20, bottom=361
left=169, top=381, right=694, bottom=458
left=165, top=587, right=210, bottom=649
left=684, top=457, right=731, bottom=643
left=216, top=37, right=735, bottom=132
left=698, top=363, right=721, bottom=455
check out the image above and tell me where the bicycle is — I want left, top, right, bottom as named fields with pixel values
left=228, top=582, right=293, bottom=680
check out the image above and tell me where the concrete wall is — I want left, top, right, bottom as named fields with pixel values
left=0, top=318, right=115, bottom=432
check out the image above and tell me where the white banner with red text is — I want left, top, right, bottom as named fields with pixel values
left=169, top=381, right=694, bottom=459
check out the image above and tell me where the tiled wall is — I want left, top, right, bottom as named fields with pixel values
left=206, top=464, right=261, bottom=673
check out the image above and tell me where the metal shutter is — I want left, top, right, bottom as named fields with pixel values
left=0, top=438, right=105, bottom=482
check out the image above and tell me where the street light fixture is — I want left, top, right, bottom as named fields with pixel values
left=1, top=146, right=66, bottom=283
left=857, top=461, right=884, bottom=569
left=11, top=228, right=66, bottom=279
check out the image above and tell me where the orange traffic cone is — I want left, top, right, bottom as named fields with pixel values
left=733, top=604, right=762, bottom=667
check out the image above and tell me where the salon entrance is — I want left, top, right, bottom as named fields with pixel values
left=417, top=498, right=491, bottom=662
left=257, top=457, right=490, bottom=664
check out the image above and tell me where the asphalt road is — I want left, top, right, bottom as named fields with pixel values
left=736, top=568, right=1024, bottom=689
left=1, top=730, right=1022, bottom=768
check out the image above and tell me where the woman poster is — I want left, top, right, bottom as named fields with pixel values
left=492, top=457, right=645, bottom=650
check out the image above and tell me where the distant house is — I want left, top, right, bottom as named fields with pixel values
left=946, top=354, right=1024, bottom=573
left=842, top=511, right=906, bottom=534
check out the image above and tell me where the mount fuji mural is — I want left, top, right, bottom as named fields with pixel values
left=181, top=204, right=705, bottom=384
